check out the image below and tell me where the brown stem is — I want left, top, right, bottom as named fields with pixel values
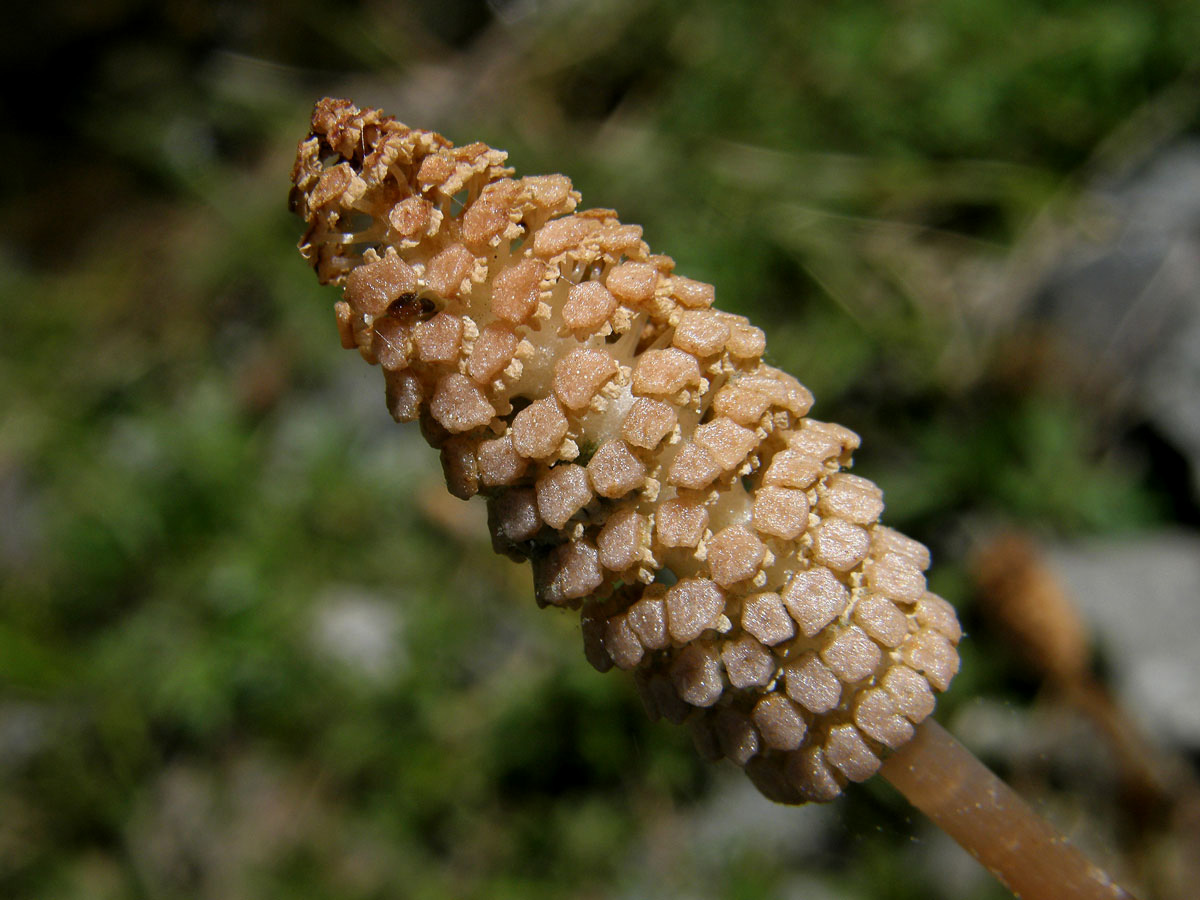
left=880, top=718, right=1138, bottom=900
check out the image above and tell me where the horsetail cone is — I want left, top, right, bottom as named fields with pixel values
left=290, top=98, right=961, bottom=804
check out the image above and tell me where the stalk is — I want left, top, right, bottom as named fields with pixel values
left=881, top=718, right=1134, bottom=900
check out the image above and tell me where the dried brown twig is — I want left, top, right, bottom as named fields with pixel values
left=290, top=98, right=1137, bottom=899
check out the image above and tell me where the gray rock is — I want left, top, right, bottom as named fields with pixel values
left=1035, top=142, right=1200, bottom=498
left=310, top=586, right=405, bottom=684
left=1048, top=531, right=1200, bottom=748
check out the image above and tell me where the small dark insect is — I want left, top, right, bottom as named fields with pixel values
left=386, top=292, right=438, bottom=322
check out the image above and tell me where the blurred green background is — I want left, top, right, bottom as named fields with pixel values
left=3, top=2, right=1200, bottom=898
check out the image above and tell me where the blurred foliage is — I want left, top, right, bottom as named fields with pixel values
left=2, top=1, right=1198, bottom=898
